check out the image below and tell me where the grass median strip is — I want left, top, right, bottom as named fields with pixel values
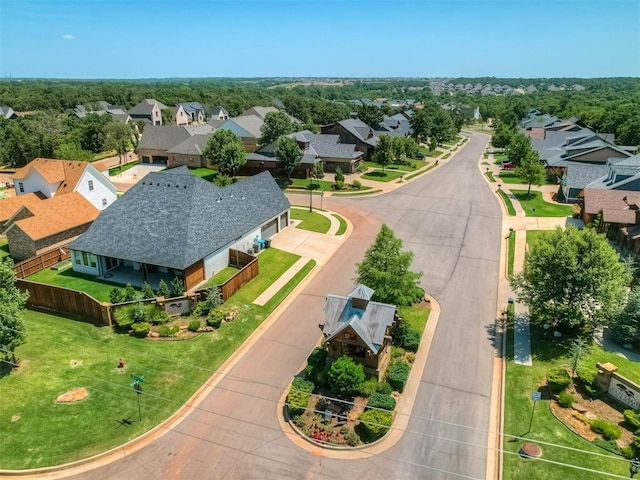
left=332, top=189, right=383, bottom=197
left=290, top=208, right=331, bottom=234
left=497, top=189, right=516, bottom=216
left=511, top=190, right=574, bottom=217
left=485, top=171, right=496, bottom=183
left=332, top=213, right=347, bottom=235
left=507, top=231, right=516, bottom=275
left=360, top=169, right=404, bottom=183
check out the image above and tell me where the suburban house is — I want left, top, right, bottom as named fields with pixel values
left=179, top=102, right=205, bottom=124
left=74, top=102, right=131, bottom=124
left=562, top=156, right=640, bottom=202
left=239, top=106, right=298, bottom=123
left=0, top=106, right=17, bottom=119
left=321, top=118, right=380, bottom=159
left=209, top=106, right=229, bottom=121
left=172, top=104, right=188, bottom=126
left=246, top=130, right=363, bottom=176
left=128, top=99, right=168, bottom=125
left=4, top=192, right=99, bottom=262
left=378, top=113, right=412, bottom=137
left=12, top=158, right=117, bottom=210
left=136, top=124, right=214, bottom=167
left=68, top=168, right=290, bottom=291
left=320, top=284, right=397, bottom=380
left=215, top=115, right=265, bottom=153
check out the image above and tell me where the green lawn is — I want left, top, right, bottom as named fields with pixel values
left=511, top=190, right=574, bottom=217
left=495, top=154, right=508, bottom=162
left=201, top=266, right=240, bottom=289
left=485, top=171, right=496, bottom=183
left=508, top=231, right=516, bottom=276
left=291, top=208, right=331, bottom=234
left=499, top=172, right=556, bottom=185
left=108, top=161, right=138, bottom=176
left=362, top=160, right=426, bottom=172
left=397, top=304, right=430, bottom=334
left=498, top=189, right=516, bottom=216
left=331, top=189, right=383, bottom=197
left=289, top=178, right=337, bottom=192
left=526, top=230, right=552, bottom=246
left=442, top=153, right=451, bottom=159
left=188, top=167, right=218, bottom=182
left=27, top=269, right=140, bottom=302
left=1, top=249, right=315, bottom=469
left=0, top=239, right=11, bottom=259
left=360, top=169, right=405, bottom=183
left=504, top=325, right=630, bottom=479
left=92, top=150, right=117, bottom=161
left=419, top=146, right=444, bottom=157
left=332, top=213, right=347, bottom=235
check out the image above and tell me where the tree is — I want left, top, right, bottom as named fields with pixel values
left=610, top=287, right=640, bottom=346
left=157, top=279, right=170, bottom=298
left=141, top=281, right=155, bottom=299
left=311, top=161, right=324, bottom=187
left=410, top=109, right=432, bottom=142
left=171, top=276, right=185, bottom=296
left=372, top=134, right=393, bottom=172
left=568, top=336, right=588, bottom=377
left=110, top=287, right=124, bottom=304
left=491, top=123, right=514, bottom=149
left=104, top=122, right=134, bottom=166
left=511, top=226, right=630, bottom=334
left=161, top=108, right=173, bottom=125
left=355, top=105, right=383, bottom=128
left=275, top=136, right=303, bottom=181
left=217, top=142, right=247, bottom=179
left=259, top=111, right=296, bottom=147
left=0, top=258, right=29, bottom=364
left=54, top=142, right=93, bottom=161
left=430, top=109, right=455, bottom=144
left=506, top=132, right=532, bottom=166
left=327, top=355, right=365, bottom=397
left=514, top=150, right=546, bottom=195
left=356, top=224, right=424, bottom=306
left=203, top=129, right=242, bottom=167
left=124, top=283, right=136, bottom=302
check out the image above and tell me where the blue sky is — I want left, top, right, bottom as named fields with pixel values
left=0, top=0, right=638, bottom=79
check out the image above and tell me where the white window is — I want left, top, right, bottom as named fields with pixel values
left=88, top=180, right=94, bottom=191
left=101, top=198, right=107, bottom=206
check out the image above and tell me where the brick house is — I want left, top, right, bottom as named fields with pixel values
left=321, top=118, right=380, bottom=159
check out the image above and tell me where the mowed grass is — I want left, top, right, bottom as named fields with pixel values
left=291, top=208, right=331, bottom=234
left=188, top=167, right=218, bottom=182
left=511, top=190, right=574, bottom=217
left=507, top=231, right=516, bottom=275
left=289, top=178, right=337, bottom=192
left=201, top=266, right=240, bottom=288
left=27, top=268, right=140, bottom=302
left=397, top=304, right=430, bottom=334
left=503, top=325, right=630, bottom=479
left=497, top=189, right=516, bottom=216
left=362, top=160, right=426, bottom=172
left=108, top=161, right=138, bottom=176
left=0, top=239, right=11, bottom=259
left=499, top=171, right=556, bottom=185
left=485, top=171, right=496, bottom=182
left=332, top=214, right=347, bottom=235
left=1, top=248, right=314, bottom=469
left=360, top=169, right=404, bottom=182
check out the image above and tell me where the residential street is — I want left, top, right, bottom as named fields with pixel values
left=60, top=132, right=501, bottom=480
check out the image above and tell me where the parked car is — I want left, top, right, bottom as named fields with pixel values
left=501, top=161, right=516, bottom=171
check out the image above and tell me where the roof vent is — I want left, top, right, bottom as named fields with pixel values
left=157, top=183, right=160, bottom=186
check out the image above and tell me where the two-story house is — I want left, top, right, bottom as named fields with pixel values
left=128, top=99, right=167, bottom=125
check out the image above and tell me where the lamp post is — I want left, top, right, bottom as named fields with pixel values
left=309, top=187, right=313, bottom=213
left=630, top=458, right=640, bottom=478
left=498, top=183, right=502, bottom=191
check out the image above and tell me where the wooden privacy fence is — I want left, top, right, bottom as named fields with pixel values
left=16, top=279, right=110, bottom=326
left=13, top=245, right=71, bottom=279
left=229, top=249, right=255, bottom=269
left=196, top=250, right=259, bottom=302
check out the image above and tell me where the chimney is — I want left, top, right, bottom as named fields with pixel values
left=351, top=297, right=369, bottom=310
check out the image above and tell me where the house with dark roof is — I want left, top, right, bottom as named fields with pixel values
left=214, top=115, right=265, bottom=153
left=209, top=106, right=229, bottom=121
left=68, top=168, right=290, bottom=291
left=12, top=158, right=117, bottom=211
left=245, top=130, right=364, bottom=176
left=137, top=124, right=214, bottom=167
left=321, top=118, right=380, bottom=159
left=178, top=102, right=205, bottom=124
left=0, top=106, right=17, bottom=119
left=74, top=102, right=131, bottom=124
left=128, top=99, right=168, bottom=125
left=320, top=284, right=397, bottom=380
left=378, top=114, right=412, bottom=137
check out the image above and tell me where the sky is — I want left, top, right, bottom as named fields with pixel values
left=0, top=0, right=638, bottom=79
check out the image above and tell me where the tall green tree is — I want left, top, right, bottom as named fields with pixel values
left=514, top=150, right=546, bottom=195
left=54, top=142, right=94, bottom=161
left=372, top=134, right=394, bottom=172
left=203, top=129, right=242, bottom=167
left=311, top=161, right=324, bottom=187
left=275, top=136, right=303, bottom=180
left=356, top=224, right=424, bottom=306
left=430, top=109, right=455, bottom=144
left=355, top=105, right=383, bottom=128
left=511, top=226, right=630, bottom=334
left=0, top=258, right=29, bottom=364
left=491, top=123, right=514, bottom=149
left=609, top=288, right=640, bottom=346
left=506, top=132, right=532, bottom=166
left=327, top=355, right=365, bottom=397
left=104, top=122, right=135, bottom=166
left=217, top=142, right=247, bottom=179
left=410, top=109, right=432, bottom=142
left=259, top=111, right=296, bottom=147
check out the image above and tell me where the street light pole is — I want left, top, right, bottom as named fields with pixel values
left=309, top=188, right=313, bottom=213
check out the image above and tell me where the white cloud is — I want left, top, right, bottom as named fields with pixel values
left=62, top=34, right=75, bottom=40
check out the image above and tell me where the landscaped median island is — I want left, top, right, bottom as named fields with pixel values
left=282, top=224, right=430, bottom=447
left=290, top=207, right=332, bottom=234
left=0, top=248, right=316, bottom=469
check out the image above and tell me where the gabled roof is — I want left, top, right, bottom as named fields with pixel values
left=7, top=191, right=98, bottom=241
left=0, top=106, right=16, bottom=119
left=13, top=158, right=90, bottom=194
left=178, top=102, right=204, bottom=116
left=209, top=106, right=229, bottom=116
left=137, top=125, right=214, bottom=152
left=167, top=134, right=209, bottom=155
left=128, top=99, right=168, bottom=116
left=69, top=169, right=290, bottom=270
left=240, top=106, right=280, bottom=120
left=219, top=115, right=264, bottom=139
left=335, top=118, right=380, bottom=147
left=0, top=192, right=46, bottom=222
left=322, top=284, right=395, bottom=354
left=583, top=189, right=640, bottom=217
left=255, top=130, right=363, bottom=162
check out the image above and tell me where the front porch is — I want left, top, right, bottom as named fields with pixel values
left=98, top=264, right=180, bottom=290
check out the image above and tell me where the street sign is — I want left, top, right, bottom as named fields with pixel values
left=531, top=391, right=542, bottom=401
left=130, top=374, right=144, bottom=388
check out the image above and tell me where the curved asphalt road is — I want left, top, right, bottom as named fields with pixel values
left=67, top=133, right=501, bottom=480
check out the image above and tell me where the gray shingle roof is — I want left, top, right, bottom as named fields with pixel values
left=322, top=284, right=395, bottom=354
left=337, top=118, right=380, bottom=147
left=167, top=134, right=209, bottom=155
left=69, top=169, right=290, bottom=270
left=565, top=163, right=609, bottom=189
left=138, top=125, right=213, bottom=152
left=256, top=130, right=363, bottom=162
left=128, top=99, right=168, bottom=116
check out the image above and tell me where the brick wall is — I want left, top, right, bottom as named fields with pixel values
left=8, top=222, right=92, bottom=262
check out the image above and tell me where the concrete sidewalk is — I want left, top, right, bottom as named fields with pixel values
left=253, top=256, right=312, bottom=306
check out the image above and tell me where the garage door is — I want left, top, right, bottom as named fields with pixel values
left=261, top=218, right=278, bottom=239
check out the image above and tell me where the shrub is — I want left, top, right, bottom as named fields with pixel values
left=114, top=302, right=155, bottom=330
left=131, top=321, right=150, bottom=337
left=355, top=164, right=367, bottom=173
left=157, top=279, right=171, bottom=298
left=124, top=283, right=137, bottom=302
left=287, top=377, right=314, bottom=418
left=344, top=429, right=360, bottom=446
left=207, top=308, right=225, bottom=328
left=376, top=382, right=393, bottom=395
left=328, top=356, right=366, bottom=397
left=214, top=174, right=233, bottom=187
left=546, top=366, right=571, bottom=393
left=624, top=410, right=640, bottom=431
left=358, top=409, right=392, bottom=439
left=367, top=393, right=396, bottom=411
left=171, top=276, right=184, bottom=296
left=307, top=347, right=327, bottom=367
left=359, top=377, right=379, bottom=396
left=392, top=320, right=421, bottom=352
left=590, top=418, right=621, bottom=440
left=334, top=167, right=345, bottom=183
left=352, top=180, right=362, bottom=190
left=157, top=324, right=179, bottom=337
left=141, top=281, right=156, bottom=299
left=304, top=363, right=329, bottom=387
left=387, top=362, right=410, bottom=392
left=110, top=288, right=124, bottom=304
left=188, top=319, right=201, bottom=332
left=334, top=180, right=344, bottom=191
left=151, top=308, right=170, bottom=325
left=557, top=391, right=575, bottom=408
